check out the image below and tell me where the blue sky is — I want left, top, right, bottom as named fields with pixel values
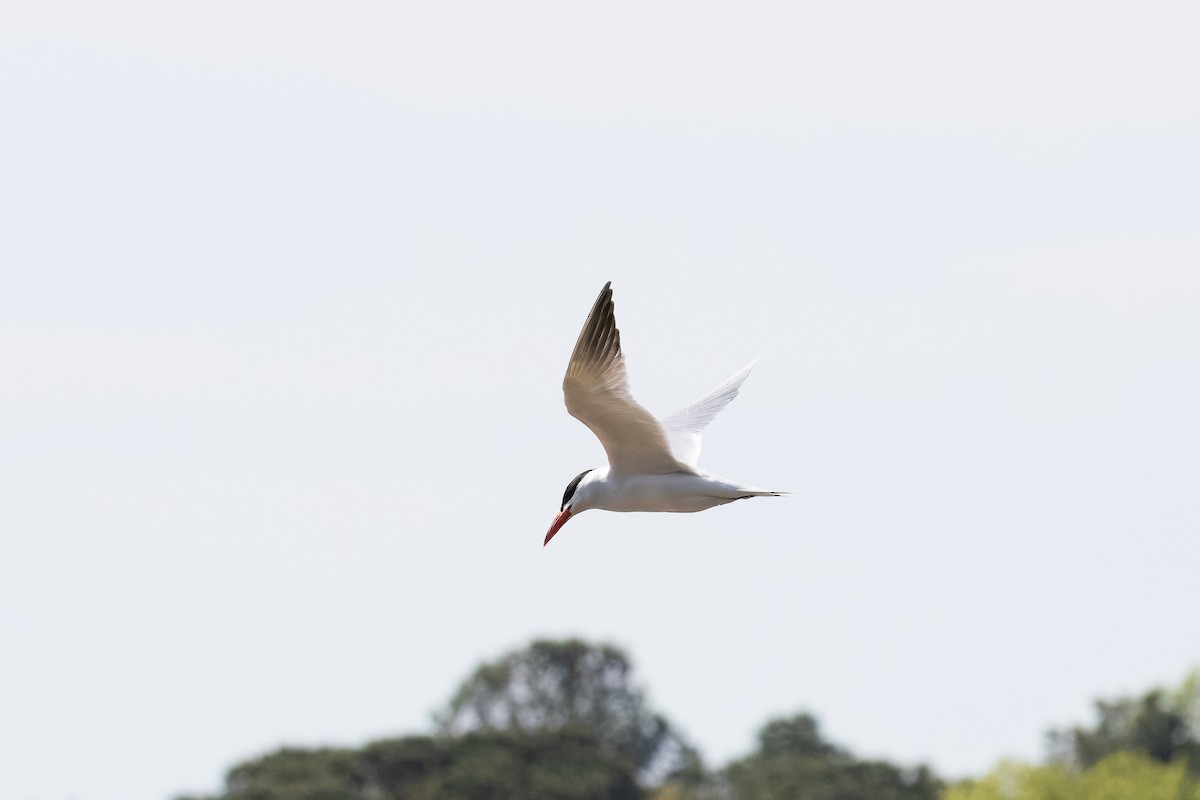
left=2, top=3, right=1198, bottom=799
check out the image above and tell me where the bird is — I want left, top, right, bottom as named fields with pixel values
left=545, top=281, right=782, bottom=546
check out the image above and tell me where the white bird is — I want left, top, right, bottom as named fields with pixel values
left=545, top=281, right=782, bottom=546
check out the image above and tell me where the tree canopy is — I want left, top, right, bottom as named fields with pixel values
left=945, top=753, right=1200, bottom=800
left=716, top=714, right=941, bottom=800
left=944, top=669, right=1200, bottom=800
left=437, top=638, right=696, bottom=782
left=1047, top=670, right=1200, bottom=774
left=182, top=730, right=642, bottom=800
left=182, top=639, right=690, bottom=800
left=179, top=641, right=1198, bottom=800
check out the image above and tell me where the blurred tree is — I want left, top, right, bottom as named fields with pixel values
left=423, top=728, right=641, bottom=800
left=437, top=638, right=697, bottom=782
left=944, top=752, right=1200, bottom=800
left=179, top=639, right=688, bottom=800
left=177, top=747, right=369, bottom=800
left=182, top=731, right=642, bottom=800
left=176, top=639, right=961, bottom=800
left=715, top=713, right=940, bottom=800
left=1047, top=669, right=1200, bottom=773
left=358, top=736, right=446, bottom=800
left=755, top=715, right=844, bottom=760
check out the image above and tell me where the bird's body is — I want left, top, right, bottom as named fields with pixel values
left=545, top=282, right=782, bottom=545
left=566, top=467, right=778, bottom=515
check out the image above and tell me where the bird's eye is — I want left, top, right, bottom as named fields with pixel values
left=561, top=469, right=592, bottom=510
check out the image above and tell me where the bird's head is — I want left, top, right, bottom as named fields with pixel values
left=544, top=468, right=596, bottom=546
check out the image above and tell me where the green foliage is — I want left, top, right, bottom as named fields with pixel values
left=191, top=730, right=641, bottom=800
left=718, top=713, right=941, bottom=800
left=1047, top=669, right=1200, bottom=774
left=437, top=638, right=695, bottom=781
left=183, top=639, right=687, bottom=800
left=756, top=715, right=844, bottom=760
left=359, top=736, right=447, bottom=800
left=944, top=752, right=1200, bottom=800
left=177, top=644, right=1200, bottom=800
left=429, top=728, right=641, bottom=800
left=226, top=748, right=365, bottom=800
left=178, top=747, right=369, bottom=800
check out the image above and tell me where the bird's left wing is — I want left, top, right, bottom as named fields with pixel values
left=563, top=282, right=686, bottom=475
left=659, top=359, right=758, bottom=467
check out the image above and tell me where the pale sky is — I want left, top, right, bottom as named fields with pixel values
left=2, top=3, right=1199, bottom=800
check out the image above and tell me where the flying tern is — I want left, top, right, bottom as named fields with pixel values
left=545, top=281, right=782, bottom=546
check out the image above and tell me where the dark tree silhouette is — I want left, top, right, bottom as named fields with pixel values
left=1047, top=670, right=1200, bottom=774
left=437, top=638, right=697, bottom=782
left=718, top=714, right=941, bottom=800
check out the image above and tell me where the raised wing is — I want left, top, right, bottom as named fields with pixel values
left=563, top=282, right=685, bottom=475
left=660, top=360, right=758, bottom=467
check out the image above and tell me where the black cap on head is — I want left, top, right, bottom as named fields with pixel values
left=561, top=469, right=592, bottom=511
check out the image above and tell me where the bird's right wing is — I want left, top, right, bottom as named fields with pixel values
left=563, top=282, right=686, bottom=475
left=659, top=360, right=758, bottom=467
